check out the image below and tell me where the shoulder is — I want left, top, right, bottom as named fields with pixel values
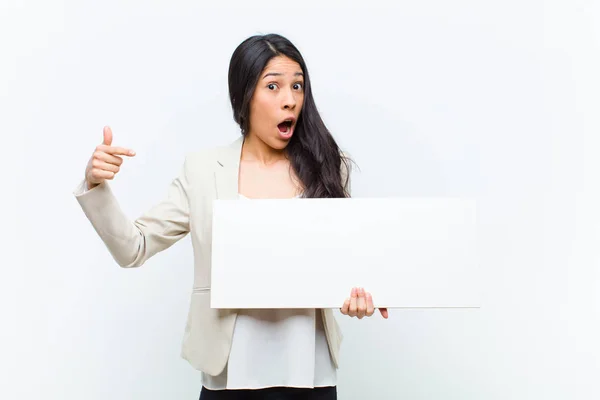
left=182, top=137, right=242, bottom=170
left=183, top=148, right=217, bottom=168
left=339, top=150, right=354, bottom=196
left=340, top=150, right=354, bottom=176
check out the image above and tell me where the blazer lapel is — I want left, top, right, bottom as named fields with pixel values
left=215, top=136, right=244, bottom=200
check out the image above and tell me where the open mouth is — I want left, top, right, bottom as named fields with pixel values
left=277, top=118, right=295, bottom=137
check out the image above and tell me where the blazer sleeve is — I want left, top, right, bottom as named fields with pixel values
left=73, top=156, right=191, bottom=268
left=341, top=151, right=352, bottom=197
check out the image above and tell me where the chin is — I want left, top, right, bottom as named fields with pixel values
left=268, top=136, right=292, bottom=150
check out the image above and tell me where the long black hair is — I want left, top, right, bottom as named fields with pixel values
left=228, top=33, right=352, bottom=198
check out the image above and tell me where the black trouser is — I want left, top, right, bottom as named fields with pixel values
left=199, top=385, right=337, bottom=400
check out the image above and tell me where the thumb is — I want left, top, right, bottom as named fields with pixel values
left=103, top=126, right=113, bottom=146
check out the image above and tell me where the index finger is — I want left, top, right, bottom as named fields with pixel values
left=98, top=144, right=136, bottom=156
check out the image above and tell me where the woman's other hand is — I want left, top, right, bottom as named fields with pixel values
left=85, top=126, right=136, bottom=189
left=341, top=287, right=389, bottom=319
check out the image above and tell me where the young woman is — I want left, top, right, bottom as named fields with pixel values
left=74, top=33, right=388, bottom=400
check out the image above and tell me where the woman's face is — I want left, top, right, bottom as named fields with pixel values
left=247, top=55, right=305, bottom=150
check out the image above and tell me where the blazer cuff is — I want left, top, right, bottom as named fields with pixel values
left=73, top=179, right=94, bottom=196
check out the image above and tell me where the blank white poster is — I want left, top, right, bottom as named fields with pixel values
left=210, top=197, right=479, bottom=309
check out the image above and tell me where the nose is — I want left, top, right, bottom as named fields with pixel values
left=282, top=89, right=297, bottom=110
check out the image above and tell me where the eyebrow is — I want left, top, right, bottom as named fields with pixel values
left=262, top=72, right=304, bottom=79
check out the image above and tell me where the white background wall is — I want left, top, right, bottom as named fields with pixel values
left=2, top=0, right=599, bottom=399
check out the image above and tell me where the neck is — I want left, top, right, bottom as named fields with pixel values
left=241, top=132, right=286, bottom=165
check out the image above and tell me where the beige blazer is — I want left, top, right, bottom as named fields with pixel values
left=74, top=136, right=349, bottom=376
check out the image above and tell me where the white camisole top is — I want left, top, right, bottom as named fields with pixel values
left=200, top=194, right=337, bottom=390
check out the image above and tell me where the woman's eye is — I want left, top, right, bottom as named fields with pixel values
left=294, top=83, right=303, bottom=90
left=268, top=83, right=278, bottom=90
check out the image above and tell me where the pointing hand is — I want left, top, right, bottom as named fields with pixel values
left=85, top=126, right=136, bottom=189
